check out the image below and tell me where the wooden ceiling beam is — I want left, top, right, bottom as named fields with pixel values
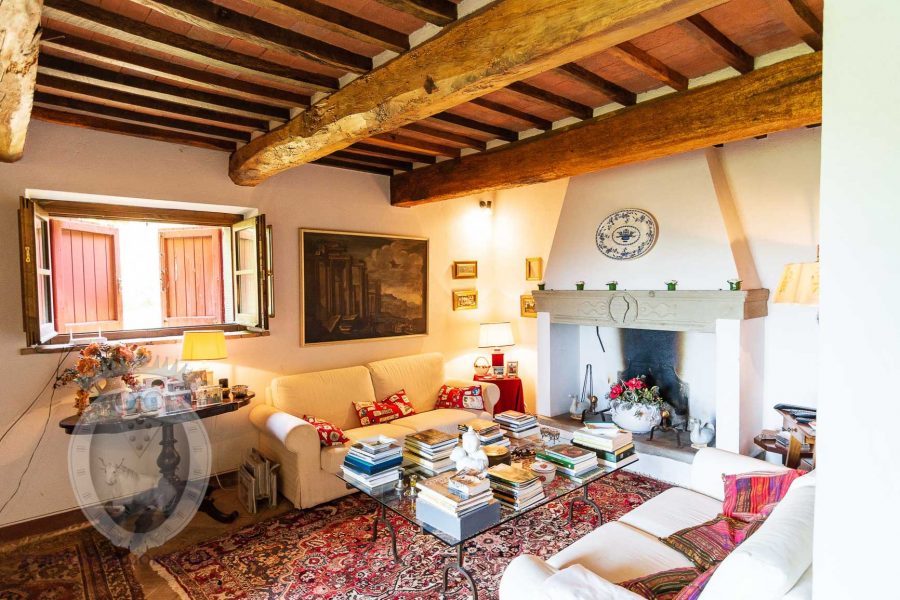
left=314, top=157, right=393, bottom=176
left=0, top=0, right=42, bottom=162
left=331, top=150, right=413, bottom=171
left=391, top=52, right=822, bottom=206
left=41, top=30, right=310, bottom=107
left=430, top=112, right=519, bottom=142
left=402, top=123, right=488, bottom=150
left=33, top=91, right=252, bottom=142
left=375, top=0, right=457, bottom=26
left=557, top=63, right=636, bottom=106
left=367, top=132, right=461, bottom=157
left=469, top=97, right=553, bottom=130
left=607, top=42, right=689, bottom=91
left=36, top=73, right=268, bottom=131
left=507, top=81, right=594, bottom=119
left=127, top=0, right=372, bottom=74
left=350, top=142, right=437, bottom=164
left=38, top=55, right=289, bottom=121
left=230, top=0, right=729, bottom=185
left=42, top=0, right=339, bottom=92
left=31, top=105, right=237, bottom=151
left=241, top=0, right=409, bottom=53
left=679, top=14, right=753, bottom=73
left=766, top=0, right=822, bottom=51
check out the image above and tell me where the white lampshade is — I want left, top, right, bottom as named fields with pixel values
left=479, top=322, right=514, bottom=349
left=774, top=262, right=819, bottom=306
left=181, top=330, right=228, bottom=360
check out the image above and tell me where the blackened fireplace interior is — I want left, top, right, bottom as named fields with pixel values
left=617, top=329, right=690, bottom=424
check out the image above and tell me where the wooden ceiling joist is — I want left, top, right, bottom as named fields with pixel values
left=0, top=0, right=42, bottom=162
left=31, top=105, right=237, bottom=151
left=229, top=0, right=729, bottom=185
left=41, top=30, right=310, bottom=107
left=33, top=91, right=252, bottom=142
left=375, top=0, right=457, bottom=26
left=36, top=73, right=268, bottom=131
left=38, top=55, right=289, bottom=122
left=430, top=112, right=519, bottom=142
left=556, top=63, right=636, bottom=106
left=506, top=81, right=594, bottom=119
left=331, top=150, right=413, bottom=171
left=368, top=132, right=461, bottom=157
left=469, top=97, right=553, bottom=131
left=390, top=52, right=822, bottom=206
left=350, top=142, right=437, bottom=164
left=679, top=15, right=753, bottom=73
left=242, top=0, right=409, bottom=53
left=127, top=0, right=372, bottom=74
left=43, top=0, right=339, bottom=93
left=402, top=123, right=488, bottom=150
left=607, top=42, right=689, bottom=91
left=766, top=0, right=822, bottom=51
left=314, top=156, right=393, bottom=176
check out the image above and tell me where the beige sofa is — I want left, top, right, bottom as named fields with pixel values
left=499, top=448, right=814, bottom=600
left=249, top=352, right=500, bottom=509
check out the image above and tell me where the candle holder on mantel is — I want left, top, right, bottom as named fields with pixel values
left=727, top=279, right=742, bottom=291
left=666, top=280, right=678, bottom=291
left=537, top=282, right=546, bottom=290
left=575, top=281, right=585, bottom=291
left=607, top=281, right=618, bottom=291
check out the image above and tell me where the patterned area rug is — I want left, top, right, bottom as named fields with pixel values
left=153, top=471, right=670, bottom=600
left=0, top=525, right=144, bottom=599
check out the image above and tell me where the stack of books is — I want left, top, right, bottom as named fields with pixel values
left=535, top=444, right=602, bottom=483
left=460, top=419, right=509, bottom=447
left=403, top=429, right=458, bottom=475
left=341, top=436, right=403, bottom=492
left=486, top=463, right=546, bottom=510
left=571, top=425, right=638, bottom=469
left=494, top=410, right=540, bottom=439
left=415, top=470, right=500, bottom=538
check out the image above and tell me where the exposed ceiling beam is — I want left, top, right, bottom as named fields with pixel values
left=469, top=97, right=553, bottom=130
left=391, top=52, right=822, bottom=206
left=314, top=156, right=393, bottom=176
left=375, top=0, right=457, bottom=26
left=42, top=0, right=339, bottom=92
left=41, top=30, right=310, bottom=107
left=607, top=42, right=689, bottom=91
left=241, top=0, right=409, bottom=53
left=127, top=0, right=372, bottom=74
left=350, top=142, right=437, bottom=164
left=402, top=123, right=488, bottom=150
left=556, top=63, right=636, bottom=106
left=430, top=112, right=519, bottom=142
left=38, top=55, right=289, bottom=121
left=331, top=150, right=413, bottom=171
left=766, top=0, right=822, bottom=51
left=229, top=0, right=728, bottom=185
left=0, top=0, right=42, bottom=162
left=31, top=105, right=237, bottom=151
left=33, top=91, right=252, bottom=142
left=506, top=81, right=594, bottom=119
left=36, top=73, right=267, bottom=131
left=367, top=132, right=461, bottom=157
left=679, top=14, right=753, bottom=73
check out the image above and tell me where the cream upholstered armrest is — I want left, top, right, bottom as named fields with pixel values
left=249, top=404, right=320, bottom=455
left=445, top=378, right=501, bottom=414
left=691, top=447, right=789, bottom=501
left=499, top=555, right=558, bottom=600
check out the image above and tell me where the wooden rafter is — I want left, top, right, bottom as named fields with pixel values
left=241, top=0, right=409, bottom=53
left=314, top=156, right=393, bottom=176
left=127, top=0, right=372, bottom=74
left=0, top=0, right=42, bottom=162
left=402, top=123, right=488, bottom=150
left=556, top=63, right=636, bottom=106
left=229, top=0, right=729, bottom=185
left=41, top=30, right=310, bottom=107
left=31, top=105, right=237, bottom=151
left=38, top=55, right=289, bottom=122
left=42, top=0, right=339, bottom=92
left=331, top=150, right=413, bottom=171
left=607, top=42, right=689, bottom=91
left=680, top=15, right=753, bottom=73
left=507, top=81, right=594, bottom=119
left=350, top=142, right=437, bottom=164
left=430, top=112, right=519, bottom=142
left=469, top=97, right=553, bottom=130
left=375, top=0, right=457, bottom=26
left=766, top=0, right=822, bottom=51
left=391, top=52, right=822, bottom=206
left=368, top=132, right=461, bottom=157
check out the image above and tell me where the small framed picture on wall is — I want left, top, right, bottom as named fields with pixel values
left=520, top=294, right=537, bottom=318
left=525, top=257, right=543, bottom=281
left=452, top=261, right=478, bottom=279
left=453, top=289, right=478, bottom=311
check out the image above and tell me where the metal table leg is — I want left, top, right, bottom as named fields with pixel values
left=567, top=484, right=603, bottom=526
left=441, top=544, right=478, bottom=600
left=370, top=503, right=401, bottom=562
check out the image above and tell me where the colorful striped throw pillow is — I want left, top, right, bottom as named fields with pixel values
left=722, top=470, right=805, bottom=521
left=620, top=567, right=702, bottom=600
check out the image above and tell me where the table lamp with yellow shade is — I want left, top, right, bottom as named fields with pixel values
left=181, top=330, right=228, bottom=397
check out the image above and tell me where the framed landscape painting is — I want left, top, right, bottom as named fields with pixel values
left=300, top=229, right=428, bottom=345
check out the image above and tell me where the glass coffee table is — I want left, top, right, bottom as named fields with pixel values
left=338, top=448, right=637, bottom=600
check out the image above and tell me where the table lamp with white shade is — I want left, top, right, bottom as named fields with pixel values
left=479, top=322, right=514, bottom=376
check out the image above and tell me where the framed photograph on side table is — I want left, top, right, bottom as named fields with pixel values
left=506, top=361, right=519, bottom=377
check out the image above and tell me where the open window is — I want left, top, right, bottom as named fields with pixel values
left=18, top=198, right=271, bottom=349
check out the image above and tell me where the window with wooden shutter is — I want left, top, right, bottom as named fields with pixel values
left=159, top=228, right=224, bottom=327
left=18, top=198, right=57, bottom=344
left=232, top=216, right=269, bottom=329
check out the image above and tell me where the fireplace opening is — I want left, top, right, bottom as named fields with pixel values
left=617, top=329, right=690, bottom=425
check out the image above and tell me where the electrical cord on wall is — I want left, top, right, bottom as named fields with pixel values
left=0, top=350, right=70, bottom=448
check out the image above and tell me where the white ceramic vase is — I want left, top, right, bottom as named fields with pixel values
left=610, top=403, right=662, bottom=433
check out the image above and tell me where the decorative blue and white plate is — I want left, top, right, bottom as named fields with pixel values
left=595, top=209, right=658, bottom=260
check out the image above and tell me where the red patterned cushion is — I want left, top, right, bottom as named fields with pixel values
left=620, top=567, right=702, bottom=600
left=673, top=564, right=719, bottom=600
left=353, top=389, right=416, bottom=426
left=301, top=415, right=348, bottom=447
left=660, top=515, right=756, bottom=570
left=435, top=385, right=485, bottom=410
left=722, top=470, right=804, bottom=521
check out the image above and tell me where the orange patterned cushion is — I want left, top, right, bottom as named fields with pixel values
left=353, top=389, right=416, bottom=426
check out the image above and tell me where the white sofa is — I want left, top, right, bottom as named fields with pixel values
left=249, top=352, right=500, bottom=508
left=499, top=448, right=814, bottom=600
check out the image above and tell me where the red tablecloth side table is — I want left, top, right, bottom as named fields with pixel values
left=475, top=375, right=525, bottom=414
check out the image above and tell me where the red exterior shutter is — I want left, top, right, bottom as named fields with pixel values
left=159, top=228, right=224, bottom=326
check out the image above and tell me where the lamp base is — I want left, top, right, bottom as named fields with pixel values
left=491, top=350, right=505, bottom=377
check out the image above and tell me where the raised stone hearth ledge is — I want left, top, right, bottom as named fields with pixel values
left=533, top=289, right=769, bottom=333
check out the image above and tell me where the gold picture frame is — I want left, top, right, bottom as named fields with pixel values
left=452, top=260, right=478, bottom=279
left=453, top=289, right=478, bottom=311
left=520, top=294, right=537, bottom=318
left=525, top=257, right=543, bottom=281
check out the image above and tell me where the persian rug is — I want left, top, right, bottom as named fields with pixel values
left=153, top=471, right=670, bottom=600
left=0, top=525, right=144, bottom=599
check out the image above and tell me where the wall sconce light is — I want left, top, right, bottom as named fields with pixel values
left=479, top=199, right=493, bottom=214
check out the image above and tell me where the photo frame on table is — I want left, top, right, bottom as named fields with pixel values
left=492, top=365, right=505, bottom=378
left=506, top=361, right=519, bottom=377
left=453, top=289, right=478, bottom=311
left=520, top=294, right=537, bottom=318
left=525, top=257, right=543, bottom=281
left=194, top=385, right=223, bottom=408
left=452, top=260, right=478, bottom=279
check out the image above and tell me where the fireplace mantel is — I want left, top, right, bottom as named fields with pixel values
left=532, top=289, right=769, bottom=333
